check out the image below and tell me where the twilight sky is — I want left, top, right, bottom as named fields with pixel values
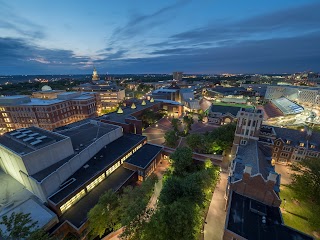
left=0, top=0, right=320, bottom=75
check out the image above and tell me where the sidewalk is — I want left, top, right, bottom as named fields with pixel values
left=204, top=172, right=228, bottom=240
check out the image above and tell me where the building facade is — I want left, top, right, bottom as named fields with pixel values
left=0, top=92, right=98, bottom=134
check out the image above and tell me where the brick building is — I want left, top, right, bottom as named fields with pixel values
left=0, top=92, right=99, bottom=134
left=223, top=108, right=313, bottom=240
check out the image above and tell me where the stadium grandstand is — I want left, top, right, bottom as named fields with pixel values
left=271, top=97, right=304, bottom=115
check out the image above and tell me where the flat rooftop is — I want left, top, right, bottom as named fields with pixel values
left=227, top=192, right=314, bottom=240
left=58, top=122, right=120, bottom=151
left=0, top=127, right=67, bottom=155
left=0, top=171, right=57, bottom=232
left=48, top=134, right=145, bottom=204
left=97, top=100, right=160, bottom=123
left=125, top=144, right=163, bottom=169
left=57, top=166, right=135, bottom=228
left=22, top=98, right=65, bottom=105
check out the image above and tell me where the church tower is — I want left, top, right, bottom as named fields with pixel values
left=231, top=108, right=264, bottom=155
left=92, top=67, right=100, bottom=81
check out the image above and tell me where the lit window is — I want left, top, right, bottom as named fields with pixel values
left=311, top=144, right=316, bottom=149
left=300, top=142, right=304, bottom=147
left=286, top=140, right=291, bottom=144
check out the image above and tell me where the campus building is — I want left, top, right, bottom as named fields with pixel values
left=207, top=104, right=243, bottom=125
left=0, top=120, right=164, bottom=238
left=0, top=92, right=98, bottom=134
left=265, top=85, right=320, bottom=106
left=224, top=108, right=313, bottom=240
left=75, top=83, right=125, bottom=110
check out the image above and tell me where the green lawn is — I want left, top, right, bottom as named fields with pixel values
left=280, top=185, right=320, bottom=239
left=212, top=102, right=254, bottom=108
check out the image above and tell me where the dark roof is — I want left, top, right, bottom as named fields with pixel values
left=227, top=192, right=314, bottom=240
left=232, top=140, right=277, bottom=183
left=0, top=127, right=67, bottom=155
left=211, top=87, right=246, bottom=95
left=260, top=102, right=284, bottom=119
left=59, top=166, right=135, bottom=228
left=125, top=144, right=163, bottom=169
left=210, top=104, right=242, bottom=116
left=273, top=127, right=320, bottom=151
left=48, top=134, right=145, bottom=204
left=96, top=101, right=160, bottom=123
left=58, top=122, right=119, bottom=150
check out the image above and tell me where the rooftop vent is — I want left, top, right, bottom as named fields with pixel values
left=30, top=140, right=42, bottom=145
left=83, top=164, right=89, bottom=169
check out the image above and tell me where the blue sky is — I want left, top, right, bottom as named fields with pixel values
left=0, top=0, right=319, bottom=74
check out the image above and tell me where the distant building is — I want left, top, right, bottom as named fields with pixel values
left=76, top=83, right=125, bottom=110
left=32, top=85, right=65, bottom=99
left=92, top=67, right=100, bottom=81
left=0, top=92, right=98, bottom=134
left=208, top=104, right=243, bottom=125
left=173, top=71, right=183, bottom=81
left=265, top=85, right=320, bottom=106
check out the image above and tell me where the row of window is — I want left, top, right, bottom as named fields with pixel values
left=59, top=143, right=144, bottom=214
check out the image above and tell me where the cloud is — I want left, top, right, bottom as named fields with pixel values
left=0, top=37, right=94, bottom=74
left=0, top=1, right=46, bottom=39
left=169, top=2, right=320, bottom=45
left=110, top=0, right=190, bottom=43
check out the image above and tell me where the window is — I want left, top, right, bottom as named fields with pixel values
left=286, top=140, right=291, bottom=144
left=274, top=147, right=279, bottom=152
left=299, top=142, right=304, bottom=147
left=310, top=144, right=316, bottom=149
left=240, top=140, right=247, bottom=145
left=86, top=173, right=106, bottom=192
left=280, top=152, right=289, bottom=158
left=276, top=141, right=281, bottom=146
left=308, top=152, right=318, bottom=158
left=282, top=146, right=291, bottom=152
left=60, top=189, right=86, bottom=213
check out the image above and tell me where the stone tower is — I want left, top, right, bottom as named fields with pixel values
left=231, top=108, right=264, bottom=155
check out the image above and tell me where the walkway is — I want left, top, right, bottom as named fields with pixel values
left=204, top=172, right=228, bottom=240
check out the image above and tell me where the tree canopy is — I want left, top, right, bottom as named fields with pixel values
left=164, top=130, right=179, bottom=148
left=0, top=212, right=54, bottom=240
left=186, top=123, right=236, bottom=154
left=291, top=158, right=320, bottom=205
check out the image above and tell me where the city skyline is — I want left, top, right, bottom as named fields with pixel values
left=1, top=0, right=320, bottom=75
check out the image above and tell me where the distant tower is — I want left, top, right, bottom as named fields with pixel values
left=173, top=72, right=183, bottom=81
left=92, top=67, right=100, bottom=81
left=231, top=108, right=264, bottom=155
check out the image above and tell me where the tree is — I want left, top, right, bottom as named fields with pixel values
left=164, top=130, right=178, bottom=148
left=186, top=134, right=204, bottom=153
left=143, top=199, right=202, bottom=240
left=183, top=116, right=194, bottom=134
left=0, top=212, right=53, bottom=240
left=170, top=147, right=193, bottom=176
left=120, top=175, right=158, bottom=240
left=171, top=118, right=181, bottom=132
left=87, top=190, right=121, bottom=239
left=291, top=158, right=320, bottom=205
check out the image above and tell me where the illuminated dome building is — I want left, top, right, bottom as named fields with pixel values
left=92, top=67, right=100, bottom=81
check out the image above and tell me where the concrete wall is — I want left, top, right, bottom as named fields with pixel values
left=39, top=127, right=123, bottom=198
left=22, top=138, right=74, bottom=175
left=0, top=146, right=28, bottom=184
